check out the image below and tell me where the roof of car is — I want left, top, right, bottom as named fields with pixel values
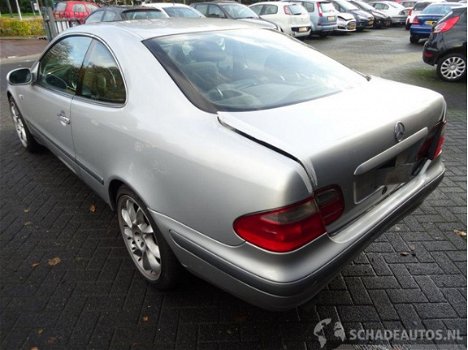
left=143, top=2, right=193, bottom=7
left=68, top=17, right=265, bottom=40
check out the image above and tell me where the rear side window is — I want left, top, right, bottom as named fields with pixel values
left=207, top=5, right=226, bottom=18
left=102, top=10, right=118, bottom=21
left=85, top=10, right=104, bottom=23
left=80, top=41, right=126, bottom=104
left=164, top=7, right=202, bottom=17
left=38, top=36, right=92, bottom=94
left=193, top=4, right=208, bottom=15
left=263, top=5, right=278, bottom=15
left=249, top=5, right=263, bottom=15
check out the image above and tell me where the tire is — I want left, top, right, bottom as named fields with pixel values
left=409, top=35, right=419, bottom=44
left=437, top=53, right=467, bottom=82
left=319, top=32, right=329, bottom=38
left=117, top=185, right=181, bottom=289
left=9, top=97, right=40, bottom=152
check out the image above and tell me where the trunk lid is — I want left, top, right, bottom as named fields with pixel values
left=218, top=78, right=445, bottom=232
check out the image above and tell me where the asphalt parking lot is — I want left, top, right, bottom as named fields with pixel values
left=0, top=27, right=466, bottom=349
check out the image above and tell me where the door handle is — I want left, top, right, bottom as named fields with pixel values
left=57, top=111, right=70, bottom=126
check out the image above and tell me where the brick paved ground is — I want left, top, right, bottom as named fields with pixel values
left=0, top=27, right=466, bottom=349
left=0, top=39, right=48, bottom=59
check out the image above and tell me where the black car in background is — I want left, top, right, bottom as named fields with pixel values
left=349, top=0, right=391, bottom=28
left=330, top=0, right=374, bottom=30
left=423, top=6, right=467, bottom=82
left=85, top=5, right=167, bottom=23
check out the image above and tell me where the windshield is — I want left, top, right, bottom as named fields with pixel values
left=336, top=0, right=359, bottom=11
left=144, top=29, right=365, bottom=112
left=422, top=4, right=456, bottom=14
left=164, top=6, right=203, bottom=17
left=414, top=2, right=430, bottom=11
left=319, top=2, right=336, bottom=12
left=221, top=4, right=259, bottom=18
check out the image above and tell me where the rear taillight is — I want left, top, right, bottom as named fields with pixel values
left=417, top=120, right=446, bottom=160
left=413, top=16, right=420, bottom=24
left=233, top=187, right=344, bottom=252
left=284, top=5, right=292, bottom=15
left=434, top=15, right=459, bottom=33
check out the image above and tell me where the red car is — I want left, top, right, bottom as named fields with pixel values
left=54, top=1, right=99, bottom=23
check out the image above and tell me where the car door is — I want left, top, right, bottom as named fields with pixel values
left=21, top=35, right=92, bottom=173
left=70, top=39, right=127, bottom=198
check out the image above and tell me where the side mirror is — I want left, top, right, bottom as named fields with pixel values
left=7, top=68, right=32, bottom=85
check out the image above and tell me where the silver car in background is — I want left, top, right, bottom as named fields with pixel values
left=7, top=19, right=446, bottom=310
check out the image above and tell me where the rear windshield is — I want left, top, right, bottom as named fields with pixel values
left=319, top=2, right=336, bottom=12
left=123, top=10, right=166, bottom=20
left=288, top=4, right=307, bottom=14
left=55, top=2, right=66, bottom=11
left=164, top=6, right=203, bottom=17
left=144, top=29, right=365, bottom=112
left=221, top=4, right=259, bottom=18
left=413, top=2, right=430, bottom=11
left=354, top=1, right=374, bottom=11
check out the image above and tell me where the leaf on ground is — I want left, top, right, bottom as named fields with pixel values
left=142, top=315, right=149, bottom=322
left=36, top=328, right=44, bottom=335
left=89, top=203, right=97, bottom=213
left=454, top=229, right=466, bottom=238
left=409, top=245, right=416, bottom=251
left=24, top=221, right=32, bottom=226
left=24, top=208, right=30, bottom=213
left=400, top=251, right=410, bottom=256
left=30, top=347, right=39, bottom=350
left=47, top=257, right=61, bottom=266
left=32, top=262, right=40, bottom=268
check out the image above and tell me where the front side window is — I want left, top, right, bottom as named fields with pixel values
left=123, top=10, right=166, bottom=20
left=102, top=10, right=118, bottom=21
left=193, top=4, right=208, bottom=15
left=249, top=5, right=263, bottom=15
left=164, top=7, right=203, bottom=17
left=221, top=4, right=258, bottom=19
left=37, top=36, right=92, bottom=94
left=145, top=29, right=365, bottom=112
left=79, top=41, right=126, bottom=104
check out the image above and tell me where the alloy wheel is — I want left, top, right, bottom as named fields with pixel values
left=440, top=56, right=466, bottom=81
left=10, top=101, right=28, bottom=148
left=119, top=195, right=162, bottom=281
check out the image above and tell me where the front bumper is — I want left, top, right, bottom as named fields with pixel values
left=152, top=159, right=444, bottom=311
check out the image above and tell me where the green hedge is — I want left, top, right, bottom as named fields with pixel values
left=0, top=18, right=45, bottom=37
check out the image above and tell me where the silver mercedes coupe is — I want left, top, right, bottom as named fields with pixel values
left=7, top=19, right=446, bottom=310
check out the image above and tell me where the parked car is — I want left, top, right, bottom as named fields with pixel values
left=7, top=19, right=446, bottom=311
left=349, top=0, right=392, bottom=27
left=249, top=1, right=312, bottom=37
left=191, top=1, right=279, bottom=30
left=142, top=3, right=204, bottom=18
left=423, top=6, right=467, bottom=81
left=284, top=0, right=338, bottom=37
left=85, top=6, right=168, bottom=24
left=330, top=0, right=374, bottom=30
left=335, top=11, right=358, bottom=31
left=54, top=0, right=99, bottom=23
left=406, top=0, right=445, bottom=29
left=409, top=2, right=462, bottom=43
left=369, top=1, right=409, bottom=25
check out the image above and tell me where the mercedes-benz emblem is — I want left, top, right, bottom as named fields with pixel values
left=394, top=122, right=405, bottom=142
